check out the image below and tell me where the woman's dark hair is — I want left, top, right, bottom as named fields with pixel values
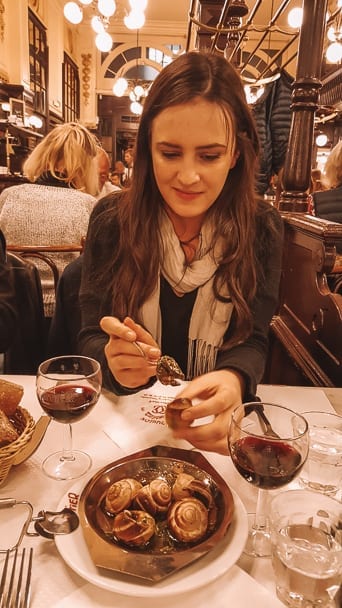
left=92, top=51, right=265, bottom=347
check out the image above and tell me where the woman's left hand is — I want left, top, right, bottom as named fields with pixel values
left=170, top=369, right=244, bottom=455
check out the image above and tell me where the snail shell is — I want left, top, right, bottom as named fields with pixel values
left=172, top=474, right=213, bottom=507
left=112, top=510, right=156, bottom=547
left=134, top=478, right=172, bottom=515
left=172, top=475, right=217, bottom=532
left=156, top=356, right=185, bottom=386
left=171, top=473, right=196, bottom=500
left=186, top=479, right=217, bottom=532
left=186, top=479, right=215, bottom=509
left=167, top=498, right=208, bottom=543
left=165, top=398, right=192, bottom=430
left=105, top=478, right=143, bottom=514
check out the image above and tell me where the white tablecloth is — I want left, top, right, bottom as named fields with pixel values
left=0, top=377, right=339, bottom=607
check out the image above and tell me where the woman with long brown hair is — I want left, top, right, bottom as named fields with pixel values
left=79, top=51, right=283, bottom=454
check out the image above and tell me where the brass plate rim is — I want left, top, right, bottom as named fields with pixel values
left=78, top=445, right=235, bottom=582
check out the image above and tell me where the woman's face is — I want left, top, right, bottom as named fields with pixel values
left=151, top=98, right=237, bottom=221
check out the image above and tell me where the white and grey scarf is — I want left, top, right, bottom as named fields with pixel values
left=140, top=213, right=233, bottom=378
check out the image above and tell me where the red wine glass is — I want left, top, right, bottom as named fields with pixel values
left=36, top=355, right=102, bottom=480
left=228, top=402, right=309, bottom=558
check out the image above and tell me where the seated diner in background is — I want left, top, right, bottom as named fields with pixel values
left=79, top=51, right=284, bottom=456
left=113, top=160, right=126, bottom=187
left=110, top=171, right=122, bottom=189
left=122, top=147, right=134, bottom=187
left=96, top=147, right=121, bottom=199
left=0, top=122, right=99, bottom=319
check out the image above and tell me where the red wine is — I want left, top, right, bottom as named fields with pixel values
left=40, top=384, right=98, bottom=423
left=230, top=436, right=303, bottom=489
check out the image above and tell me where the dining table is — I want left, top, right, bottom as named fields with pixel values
left=0, top=375, right=341, bottom=608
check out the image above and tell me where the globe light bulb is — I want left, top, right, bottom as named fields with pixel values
left=79, top=0, right=92, bottom=5
left=327, top=26, right=337, bottom=42
left=130, top=101, right=143, bottom=115
left=129, top=0, right=148, bottom=10
left=95, top=32, right=113, bottom=52
left=124, top=10, right=145, bottom=30
left=64, top=2, right=83, bottom=24
left=287, top=7, right=303, bottom=28
left=91, top=16, right=105, bottom=33
left=113, top=77, right=128, bottom=96
left=316, top=134, right=328, bottom=147
left=133, top=84, right=144, bottom=98
left=97, top=0, right=116, bottom=18
left=326, top=41, right=342, bottom=63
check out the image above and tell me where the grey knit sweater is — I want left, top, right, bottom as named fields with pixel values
left=0, top=183, right=96, bottom=316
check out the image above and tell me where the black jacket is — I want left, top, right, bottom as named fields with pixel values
left=78, top=196, right=284, bottom=401
left=313, top=185, right=342, bottom=254
left=0, top=229, right=17, bottom=353
left=252, top=70, right=293, bottom=194
left=313, top=185, right=342, bottom=223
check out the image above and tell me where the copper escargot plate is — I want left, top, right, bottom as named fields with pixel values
left=78, top=445, right=235, bottom=583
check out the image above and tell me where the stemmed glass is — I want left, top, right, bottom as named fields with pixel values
left=228, top=402, right=309, bottom=558
left=36, top=355, right=102, bottom=481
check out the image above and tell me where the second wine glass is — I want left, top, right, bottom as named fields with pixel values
left=36, top=355, right=102, bottom=481
left=228, top=402, right=309, bottom=558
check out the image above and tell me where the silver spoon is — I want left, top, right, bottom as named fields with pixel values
left=0, top=498, right=79, bottom=550
left=244, top=402, right=281, bottom=439
left=133, top=342, right=185, bottom=386
left=33, top=508, right=79, bottom=539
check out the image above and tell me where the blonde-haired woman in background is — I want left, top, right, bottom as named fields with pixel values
left=0, top=122, right=98, bottom=319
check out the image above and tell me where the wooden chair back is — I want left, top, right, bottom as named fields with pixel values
left=6, top=242, right=84, bottom=295
left=263, top=214, right=342, bottom=387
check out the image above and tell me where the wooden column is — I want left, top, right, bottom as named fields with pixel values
left=279, top=0, right=328, bottom=212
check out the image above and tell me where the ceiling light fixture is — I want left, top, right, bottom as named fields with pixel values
left=287, top=7, right=303, bottom=29
left=325, top=6, right=342, bottom=63
left=64, top=0, right=148, bottom=52
left=112, top=29, right=150, bottom=115
left=316, top=133, right=328, bottom=147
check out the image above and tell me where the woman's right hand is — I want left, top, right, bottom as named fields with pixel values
left=100, top=316, right=161, bottom=388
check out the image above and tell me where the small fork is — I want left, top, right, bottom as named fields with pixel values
left=0, top=547, right=33, bottom=608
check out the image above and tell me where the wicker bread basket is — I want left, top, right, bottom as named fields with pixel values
left=0, top=406, right=36, bottom=486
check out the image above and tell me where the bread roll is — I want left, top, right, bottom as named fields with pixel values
left=0, top=410, right=19, bottom=447
left=0, top=379, right=24, bottom=416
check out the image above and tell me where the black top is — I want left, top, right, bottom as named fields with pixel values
left=47, top=255, right=83, bottom=357
left=79, top=195, right=284, bottom=401
left=160, top=276, right=197, bottom=375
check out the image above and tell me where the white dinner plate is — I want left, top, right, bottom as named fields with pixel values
left=55, top=482, right=248, bottom=598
